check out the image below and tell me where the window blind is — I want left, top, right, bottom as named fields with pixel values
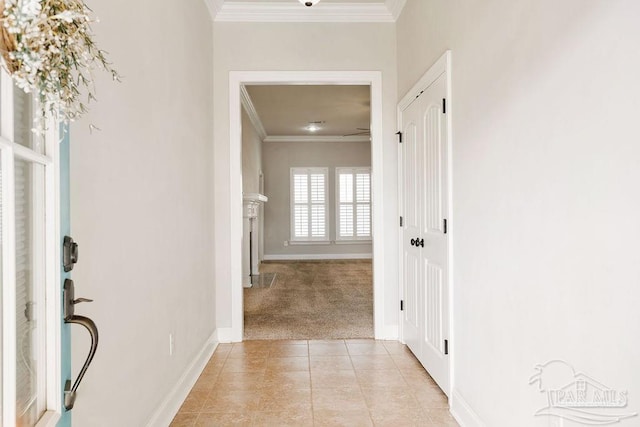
left=14, top=87, right=43, bottom=425
left=336, top=168, right=371, bottom=240
left=291, top=168, right=328, bottom=241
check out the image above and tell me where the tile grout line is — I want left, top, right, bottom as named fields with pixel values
left=346, top=339, right=377, bottom=425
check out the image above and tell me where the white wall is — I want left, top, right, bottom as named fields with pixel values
left=241, top=107, right=265, bottom=262
left=262, top=140, right=372, bottom=258
left=69, top=0, right=215, bottom=425
left=242, top=107, right=262, bottom=195
left=397, top=1, right=640, bottom=425
left=213, top=22, right=398, bottom=334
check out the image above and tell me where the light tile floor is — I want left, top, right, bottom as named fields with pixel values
left=171, top=340, right=459, bottom=427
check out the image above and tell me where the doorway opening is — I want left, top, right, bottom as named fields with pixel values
left=240, top=84, right=373, bottom=340
left=227, top=71, right=385, bottom=342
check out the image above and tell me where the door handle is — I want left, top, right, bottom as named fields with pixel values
left=63, top=279, right=99, bottom=410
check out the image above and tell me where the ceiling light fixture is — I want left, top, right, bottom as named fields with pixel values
left=306, top=121, right=324, bottom=132
left=299, top=0, right=321, bottom=7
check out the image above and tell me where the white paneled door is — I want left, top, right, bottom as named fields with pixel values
left=400, top=70, right=450, bottom=395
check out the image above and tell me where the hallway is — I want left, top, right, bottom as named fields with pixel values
left=171, top=340, right=457, bottom=426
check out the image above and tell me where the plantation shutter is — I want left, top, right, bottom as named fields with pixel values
left=291, top=168, right=328, bottom=241
left=13, top=87, right=42, bottom=422
left=337, top=168, right=371, bottom=240
left=15, top=158, right=34, bottom=417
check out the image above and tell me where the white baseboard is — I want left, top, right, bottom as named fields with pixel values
left=263, top=253, right=372, bottom=261
left=215, top=327, right=237, bottom=343
left=375, top=324, right=399, bottom=341
left=450, top=389, right=485, bottom=427
left=145, top=330, right=218, bottom=427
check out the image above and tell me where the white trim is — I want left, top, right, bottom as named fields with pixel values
left=1, top=116, right=18, bottom=427
left=145, top=331, right=219, bottom=427
left=42, top=115, right=61, bottom=421
left=332, top=240, right=372, bottom=245
left=204, top=0, right=224, bottom=21
left=7, top=142, right=51, bottom=166
left=450, top=389, right=485, bottom=427
left=263, top=135, right=370, bottom=143
left=34, top=411, right=60, bottom=427
left=285, top=240, right=371, bottom=245
left=240, top=85, right=267, bottom=141
left=288, top=240, right=331, bottom=246
left=228, top=70, right=386, bottom=342
left=214, top=1, right=396, bottom=23
left=385, top=0, right=407, bottom=20
left=215, top=327, right=235, bottom=343
left=377, top=325, right=399, bottom=341
left=263, top=253, right=372, bottom=261
left=444, top=50, right=456, bottom=401
left=398, top=51, right=450, bottom=112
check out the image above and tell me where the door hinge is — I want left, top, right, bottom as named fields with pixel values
left=400, top=300, right=404, bottom=311
left=396, top=131, right=403, bottom=143
left=444, top=339, right=449, bottom=355
left=442, top=98, right=446, bottom=114
left=400, top=216, right=403, bottom=227
left=443, top=218, right=448, bottom=234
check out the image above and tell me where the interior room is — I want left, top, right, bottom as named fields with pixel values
left=0, top=0, right=638, bottom=426
left=240, top=84, right=375, bottom=340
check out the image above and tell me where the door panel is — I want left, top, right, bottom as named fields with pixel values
left=401, top=71, right=450, bottom=395
left=401, top=111, right=421, bottom=352
left=423, top=105, right=443, bottom=233
left=421, top=74, right=449, bottom=393
left=424, top=261, right=443, bottom=354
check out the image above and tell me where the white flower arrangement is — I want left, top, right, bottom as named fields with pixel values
left=0, top=0, right=119, bottom=132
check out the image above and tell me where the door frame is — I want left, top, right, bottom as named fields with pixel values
left=227, top=71, right=385, bottom=342
left=397, top=51, right=454, bottom=394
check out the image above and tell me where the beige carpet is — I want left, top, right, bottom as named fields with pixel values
left=243, top=260, right=373, bottom=340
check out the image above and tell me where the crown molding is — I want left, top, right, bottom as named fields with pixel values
left=385, top=0, right=407, bottom=20
left=204, top=0, right=225, bottom=21
left=240, top=86, right=268, bottom=141
left=213, top=1, right=397, bottom=23
left=264, top=135, right=371, bottom=143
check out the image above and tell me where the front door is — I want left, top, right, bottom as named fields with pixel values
left=400, top=70, right=450, bottom=395
left=0, top=70, right=71, bottom=426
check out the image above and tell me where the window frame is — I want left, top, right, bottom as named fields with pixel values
left=335, top=167, right=372, bottom=242
left=289, top=167, right=330, bottom=243
left=0, top=69, right=61, bottom=427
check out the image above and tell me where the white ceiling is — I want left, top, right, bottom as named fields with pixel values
left=206, top=0, right=406, bottom=22
left=245, top=85, right=370, bottom=137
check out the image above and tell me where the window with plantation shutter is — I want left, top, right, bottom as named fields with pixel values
left=1, top=77, right=51, bottom=426
left=290, top=168, right=329, bottom=241
left=336, top=167, right=371, bottom=241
